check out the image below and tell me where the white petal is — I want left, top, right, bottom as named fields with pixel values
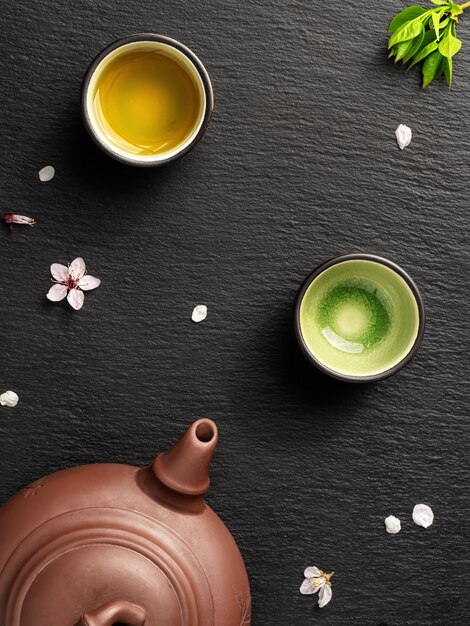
left=300, top=578, right=319, bottom=595
left=0, top=391, right=19, bottom=407
left=79, top=275, right=101, bottom=291
left=39, top=165, right=55, bottom=182
left=50, top=263, right=69, bottom=282
left=192, top=304, right=207, bottom=323
left=47, top=284, right=67, bottom=302
left=69, top=257, right=86, bottom=279
left=385, top=515, right=401, bottom=534
left=304, top=566, right=321, bottom=579
left=67, top=289, right=85, bottom=310
left=395, top=124, right=412, bottom=150
left=318, top=584, right=332, bottom=608
left=413, top=504, right=434, bottom=528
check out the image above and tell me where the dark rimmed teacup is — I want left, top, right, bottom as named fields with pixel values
left=294, top=253, right=425, bottom=383
left=82, top=34, right=214, bottom=166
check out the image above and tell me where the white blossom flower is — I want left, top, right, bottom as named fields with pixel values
left=47, top=257, right=100, bottom=311
left=413, top=504, right=434, bottom=528
left=38, top=165, right=55, bottom=182
left=385, top=515, right=401, bottom=534
left=0, top=391, right=19, bottom=407
left=300, top=566, right=333, bottom=608
left=395, top=124, right=412, bottom=150
left=192, top=304, right=207, bottom=323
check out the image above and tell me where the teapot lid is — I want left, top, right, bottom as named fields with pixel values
left=3, top=506, right=214, bottom=626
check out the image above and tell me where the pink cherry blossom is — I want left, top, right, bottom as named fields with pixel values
left=47, top=257, right=100, bottom=310
left=2, top=213, right=36, bottom=226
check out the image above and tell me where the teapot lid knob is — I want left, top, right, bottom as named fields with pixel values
left=153, top=419, right=218, bottom=496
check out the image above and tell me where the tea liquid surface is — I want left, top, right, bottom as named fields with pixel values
left=95, top=50, right=201, bottom=155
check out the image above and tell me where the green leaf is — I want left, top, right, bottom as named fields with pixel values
left=388, top=6, right=426, bottom=34
left=395, top=38, right=416, bottom=62
left=439, top=17, right=450, bottom=30
left=449, top=3, right=463, bottom=14
left=434, top=57, right=445, bottom=79
left=443, top=56, right=453, bottom=85
left=431, top=11, right=442, bottom=38
left=438, top=32, right=462, bottom=57
left=389, top=19, right=425, bottom=48
left=408, top=40, right=439, bottom=68
left=403, top=29, right=426, bottom=62
left=422, top=50, right=443, bottom=87
left=430, top=0, right=446, bottom=4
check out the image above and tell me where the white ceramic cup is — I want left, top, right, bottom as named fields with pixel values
left=81, top=34, right=214, bottom=166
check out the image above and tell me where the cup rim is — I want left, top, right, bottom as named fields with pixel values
left=294, top=253, right=426, bottom=383
left=81, top=33, right=214, bottom=167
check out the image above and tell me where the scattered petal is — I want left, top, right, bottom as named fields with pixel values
left=47, top=284, right=68, bottom=302
left=395, top=124, right=412, bottom=150
left=78, top=275, right=101, bottom=291
left=0, top=391, right=19, bottom=407
left=304, top=566, right=321, bottom=579
left=67, top=289, right=85, bottom=310
left=69, top=257, right=86, bottom=279
left=192, top=304, right=207, bottom=323
left=413, top=504, right=434, bottom=528
left=2, top=213, right=35, bottom=226
left=50, top=263, right=69, bottom=282
left=300, top=578, right=319, bottom=595
left=39, top=165, right=55, bottom=182
left=318, top=584, right=332, bottom=608
left=385, top=515, right=401, bottom=534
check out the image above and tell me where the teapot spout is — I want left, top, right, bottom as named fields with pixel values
left=152, top=419, right=218, bottom=496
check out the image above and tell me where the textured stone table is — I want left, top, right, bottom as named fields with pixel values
left=0, top=1, right=469, bottom=624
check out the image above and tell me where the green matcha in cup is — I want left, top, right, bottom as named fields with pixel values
left=294, top=254, right=425, bottom=382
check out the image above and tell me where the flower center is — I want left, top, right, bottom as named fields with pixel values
left=65, top=277, right=78, bottom=290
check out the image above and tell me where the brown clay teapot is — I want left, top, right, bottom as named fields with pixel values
left=0, top=419, right=251, bottom=626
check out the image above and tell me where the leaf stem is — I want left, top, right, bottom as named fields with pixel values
left=459, top=1, right=470, bottom=9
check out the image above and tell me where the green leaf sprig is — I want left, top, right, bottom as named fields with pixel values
left=388, top=1, right=470, bottom=88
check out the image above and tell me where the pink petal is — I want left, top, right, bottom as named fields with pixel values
left=300, top=579, right=319, bottom=595
left=78, top=275, right=101, bottom=291
left=50, top=263, right=69, bottom=282
left=69, top=257, right=86, bottom=279
left=47, top=284, right=67, bottom=302
left=318, top=584, right=332, bottom=608
left=67, top=289, right=84, bottom=310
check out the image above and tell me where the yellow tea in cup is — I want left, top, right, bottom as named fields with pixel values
left=83, top=36, right=213, bottom=165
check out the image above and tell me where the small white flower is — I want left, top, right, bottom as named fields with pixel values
left=191, top=304, right=207, bottom=323
left=47, top=257, right=100, bottom=310
left=0, top=391, right=19, bottom=407
left=395, top=124, right=412, bottom=150
left=39, top=165, right=55, bottom=182
left=413, top=503, right=434, bottom=528
left=300, top=566, right=333, bottom=608
left=385, top=515, right=401, bottom=534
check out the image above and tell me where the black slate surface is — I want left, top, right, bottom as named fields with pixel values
left=0, top=1, right=469, bottom=624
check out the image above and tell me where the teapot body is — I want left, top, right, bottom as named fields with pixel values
left=0, top=420, right=251, bottom=626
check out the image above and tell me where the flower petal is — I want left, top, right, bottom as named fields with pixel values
left=318, top=584, right=332, bottom=608
left=304, top=566, right=321, bottom=579
left=38, top=165, right=55, bottom=182
left=385, top=515, right=401, bottom=534
left=395, top=124, right=412, bottom=150
left=192, top=304, right=207, bottom=323
left=413, top=504, right=434, bottom=528
left=50, top=263, right=69, bottom=282
left=79, top=275, right=101, bottom=291
left=47, top=284, right=67, bottom=302
left=67, top=289, right=85, bottom=310
left=69, top=257, right=86, bottom=279
left=0, top=391, right=19, bottom=407
left=300, top=578, right=319, bottom=595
